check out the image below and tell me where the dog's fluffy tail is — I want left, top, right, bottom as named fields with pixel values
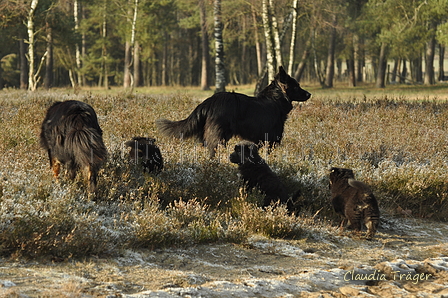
left=66, top=127, right=107, bottom=191
left=67, top=128, right=107, bottom=167
left=156, top=106, right=206, bottom=142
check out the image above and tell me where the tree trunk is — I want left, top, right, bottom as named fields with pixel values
left=354, top=34, right=364, bottom=83
left=391, top=58, right=399, bottom=83
left=439, top=44, right=445, bottom=81
left=401, top=59, right=408, bottom=83
left=262, top=0, right=275, bottom=83
left=134, top=41, right=140, bottom=87
left=74, top=0, right=82, bottom=87
left=81, top=4, right=86, bottom=86
left=19, top=37, right=28, bottom=90
left=101, top=1, right=108, bottom=89
left=424, top=22, right=436, bottom=85
left=27, top=0, right=39, bottom=91
left=325, top=15, right=337, bottom=88
left=347, top=58, right=356, bottom=87
left=162, top=32, right=168, bottom=86
left=312, top=28, right=325, bottom=87
left=411, top=57, right=423, bottom=83
left=270, top=0, right=283, bottom=68
left=214, top=0, right=226, bottom=93
left=252, top=8, right=262, bottom=76
left=287, top=0, right=299, bottom=75
left=199, top=0, right=210, bottom=90
left=44, top=24, right=53, bottom=89
left=375, top=42, right=388, bottom=88
left=124, top=0, right=138, bottom=88
left=124, top=41, right=132, bottom=88
left=294, top=35, right=311, bottom=82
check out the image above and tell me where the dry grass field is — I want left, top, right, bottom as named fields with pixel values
left=0, top=84, right=448, bottom=259
left=1, top=85, right=448, bottom=297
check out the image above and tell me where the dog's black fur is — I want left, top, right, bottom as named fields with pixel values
left=230, top=141, right=300, bottom=213
left=156, top=66, right=311, bottom=157
left=125, top=137, right=163, bottom=173
left=40, top=100, right=107, bottom=192
left=329, top=167, right=380, bottom=239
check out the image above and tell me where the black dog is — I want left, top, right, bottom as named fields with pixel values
left=230, top=141, right=299, bottom=213
left=156, top=66, right=311, bottom=157
left=329, top=167, right=380, bottom=239
left=40, top=100, right=107, bottom=192
left=125, top=137, right=163, bottom=173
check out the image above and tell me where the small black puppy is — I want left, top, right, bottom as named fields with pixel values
left=125, top=137, right=163, bottom=173
left=329, top=167, right=380, bottom=239
left=230, top=141, right=299, bottom=213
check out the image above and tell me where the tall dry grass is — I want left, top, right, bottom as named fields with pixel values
left=0, top=86, right=447, bottom=258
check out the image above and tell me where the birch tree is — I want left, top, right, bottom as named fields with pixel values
left=214, top=0, right=226, bottom=93
left=74, top=0, right=82, bottom=86
left=270, top=0, right=283, bottom=69
left=287, top=0, right=299, bottom=75
left=124, top=0, right=139, bottom=89
left=27, top=0, right=46, bottom=91
left=262, top=0, right=275, bottom=82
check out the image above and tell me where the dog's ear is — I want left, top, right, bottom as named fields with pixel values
left=125, top=140, right=134, bottom=147
left=275, top=66, right=288, bottom=84
left=246, top=144, right=264, bottom=164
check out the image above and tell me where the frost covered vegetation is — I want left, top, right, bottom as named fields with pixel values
left=1, top=87, right=448, bottom=259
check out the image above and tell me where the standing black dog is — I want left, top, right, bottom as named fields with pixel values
left=230, top=141, right=300, bottom=213
left=156, top=66, right=311, bottom=157
left=329, top=167, right=380, bottom=239
left=40, top=100, right=107, bottom=192
left=125, top=137, right=163, bottom=173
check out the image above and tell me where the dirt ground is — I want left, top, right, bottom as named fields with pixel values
left=0, top=215, right=447, bottom=298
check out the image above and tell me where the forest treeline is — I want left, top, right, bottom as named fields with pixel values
left=1, top=0, right=448, bottom=91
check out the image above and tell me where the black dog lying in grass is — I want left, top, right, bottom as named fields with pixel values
left=40, top=100, right=107, bottom=192
left=230, top=141, right=300, bottom=214
left=329, top=167, right=380, bottom=239
left=125, top=137, right=163, bottom=173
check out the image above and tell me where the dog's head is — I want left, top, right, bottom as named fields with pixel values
left=125, top=137, right=163, bottom=173
left=329, top=167, right=355, bottom=188
left=275, top=66, right=311, bottom=102
left=229, top=141, right=262, bottom=165
left=125, top=137, right=157, bottom=158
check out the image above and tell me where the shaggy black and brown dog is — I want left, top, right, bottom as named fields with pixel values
left=125, top=137, right=163, bottom=173
left=156, top=66, right=311, bottom=157
left=329, top=167, right=380, bottom=239
left=40, top=100, right=107, bottom=192
left=230, top=141, right=299, bottom=213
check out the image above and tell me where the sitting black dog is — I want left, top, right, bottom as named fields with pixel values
left=229, top=141, right=299, bottom=213
left=125, top=137, right=163, bottom=173
left=329, top=167, right=380, bottom=239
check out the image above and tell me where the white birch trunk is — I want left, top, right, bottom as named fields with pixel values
left=101, top=3, right=108, bottom=89
left=27, top=0, right=39, bottom=91
left=288, top=0, right=299, bottom=75
left=74, top=0, right=82, bottom=86
left=214, top=0, right=226, bottom=93
left=269, top=0, right=283, bottom=68
left=262, top=0, right=275, bottom=82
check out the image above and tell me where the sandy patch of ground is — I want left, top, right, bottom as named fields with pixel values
left=0, top=215, right=447, bottom=297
